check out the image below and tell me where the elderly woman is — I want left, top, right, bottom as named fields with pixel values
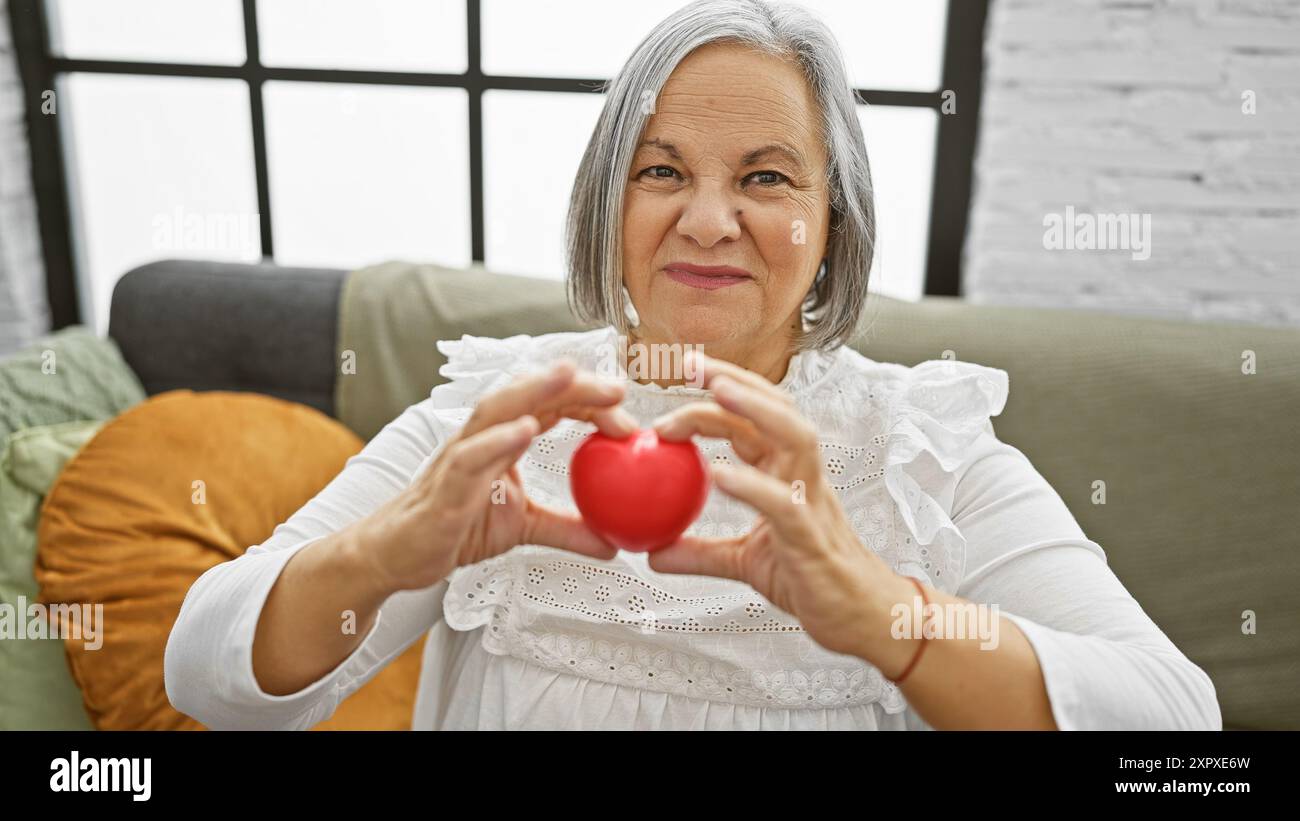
left=165, top=0, right=1220, bottom=730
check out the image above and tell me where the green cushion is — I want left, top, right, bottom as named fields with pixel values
left=336, top=262, right=1300, bottom=730
left=0, top=421, right=103, bottom=730
left=336, top=261, right=587, bottom=441
left=0, top=325, right=146, bottom=442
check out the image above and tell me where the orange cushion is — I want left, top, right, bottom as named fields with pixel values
left=34, top=390, right=422, bottom=730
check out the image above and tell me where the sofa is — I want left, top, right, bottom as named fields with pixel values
left=15, top=257, right=1300, bottom=730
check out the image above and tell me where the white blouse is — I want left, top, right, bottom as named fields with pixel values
left=164, top=325, right=1222, bottom=730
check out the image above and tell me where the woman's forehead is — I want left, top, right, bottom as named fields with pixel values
left=647, top=46, right=822, bottom=153
left=660, top=45, right=812, bottom=108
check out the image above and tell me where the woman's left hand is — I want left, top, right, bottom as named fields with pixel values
left=649, top=351, right=913, bottom=667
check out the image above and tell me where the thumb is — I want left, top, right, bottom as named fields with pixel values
left=647, top=535, right=745, bottom=581
left=524, top=502, right=619, bottom=561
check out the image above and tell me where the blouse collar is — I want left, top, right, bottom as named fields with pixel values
left=594, top=325, right=840, bottom=398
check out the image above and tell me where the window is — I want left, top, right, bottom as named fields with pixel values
left=14, top=0, right=986, bottom=332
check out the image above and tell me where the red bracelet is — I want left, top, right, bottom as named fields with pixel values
left=886, top=576, right=931, bottom=686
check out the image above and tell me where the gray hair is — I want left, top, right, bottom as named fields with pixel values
left=565, top=0, right=875, bottom=351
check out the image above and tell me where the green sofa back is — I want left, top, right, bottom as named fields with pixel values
left=337, top=260, right=1300, bottom=730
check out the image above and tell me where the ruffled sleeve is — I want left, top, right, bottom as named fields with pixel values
left=431, top=328, right=616, bottom=413
left=421, top=332, right=573, bottom=449
left=880, top=358, right=1010, bottom=594
left=431, top=333, right=537, bottom=412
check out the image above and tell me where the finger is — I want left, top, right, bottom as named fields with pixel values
left=478, top=435, right=538, bottom=489
left=434, top=415, right=539, bottom=504
left=710, top=462, right=809, bottom=543
left=524, top=502, right=619, bottom=560
left=522, top=377, right=629, bottom=436
left=647, top=533, right=746, bottom=580
left=459, top=359, right=574, bottom=438
left=710, top=374, right=817, bottom=453
left=464, top=360, right=626, bottom=438
left=589, top=406, right=639, bottom=438
left=536, top=403, right=639, bottom=438
left=687, top=349, right=787, bottom=399
left=651, top=403, right=767, bottom=464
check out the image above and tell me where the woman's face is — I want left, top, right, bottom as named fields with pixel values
left=622, top=41, right=830, bottom=362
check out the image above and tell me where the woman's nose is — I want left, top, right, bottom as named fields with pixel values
left=675, top=183, right=743, bottom=248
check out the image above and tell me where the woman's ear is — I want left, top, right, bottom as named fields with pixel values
left=801, top=259, right=829, bottom=333
left=804, top=259, right=828, bottom=302
left=620, top=283, right=641, bottom=328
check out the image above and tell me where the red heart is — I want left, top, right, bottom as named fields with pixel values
left=569, top=428, right=710, bottom=552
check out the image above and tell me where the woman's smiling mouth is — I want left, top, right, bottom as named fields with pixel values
left=663, top=263, right=754, bottom=290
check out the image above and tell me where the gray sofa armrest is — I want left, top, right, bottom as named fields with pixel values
left=107, top=259, right=346, bottom=416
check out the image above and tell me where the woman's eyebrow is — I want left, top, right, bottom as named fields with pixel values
left=637, top=138, right=682, bottom=160
left=740, top=143, right=809, bottom=170
left=636, top=138, right=808, bottom=171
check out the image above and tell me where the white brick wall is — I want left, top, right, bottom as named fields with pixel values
left=965, top=0, right=1300, bottom=325
left=0, top=0, right=51, bottom=355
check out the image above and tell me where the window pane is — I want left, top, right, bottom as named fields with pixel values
left=59, top=74, right=260, bottom=333
left=481, top=0, right=684, bottom=78
left=258, top=0, right=466, bottom=73
left=481, top=0, right=946, bottom=91
left=483, top=90, right=605, bottom=279
left=46, top=0, right=246, bottom=65
left=263, top=82, right=470, bottom=270
left=857, top=105, right=937, bottom=301
left=797, top=0, right=947, bottom=92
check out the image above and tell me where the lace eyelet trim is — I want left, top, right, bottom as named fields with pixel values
left=448, top=559, right=907, bottom=712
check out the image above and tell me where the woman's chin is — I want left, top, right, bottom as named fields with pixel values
left=643, top=306, right=747, bottom=348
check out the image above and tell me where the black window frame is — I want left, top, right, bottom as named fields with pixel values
left=8, top=0, right=988, bottom=329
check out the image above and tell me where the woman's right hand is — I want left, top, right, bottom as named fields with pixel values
left=346, top=358, right=636, bottom=595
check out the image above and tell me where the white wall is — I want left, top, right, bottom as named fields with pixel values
left=965, top=0, right=1300, bottom=325
left=0, top=0, right=50, bottom=354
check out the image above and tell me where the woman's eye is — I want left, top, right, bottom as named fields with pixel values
left=746, top=170, right=789, bottom=187
left=640, top=165, right=679, bottom=180
left=636, top=166, right=787, bottom=186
